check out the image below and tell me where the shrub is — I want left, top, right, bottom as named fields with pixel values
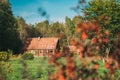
left=22, top=53, right=34, bottom=60
left=0, top=51, right=9, bottom=61
left=48, top=21, right=120, bottom=80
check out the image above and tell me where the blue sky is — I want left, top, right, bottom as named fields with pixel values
left=10, top=0, right=80, bottom=24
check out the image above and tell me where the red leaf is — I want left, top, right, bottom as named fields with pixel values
left=104, top=38, right=109, bottom=43
left=92, top=38, right=97, bottom=44
left=70, top=39, right=76, bottom=46
left=58, top=75, right=65, bottom=80
left=105, top=63, right=110, bottom=69
left=94, top=64, right=99, bottom=70
left=82, top=32, right=88, bottom=40
left=83, top=23, right=89, bottom=30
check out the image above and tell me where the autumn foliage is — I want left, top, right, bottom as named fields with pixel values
left=49, top=21, right=120, bottom=80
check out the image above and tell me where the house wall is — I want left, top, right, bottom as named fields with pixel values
left=27, top=49, right=55, bottom=57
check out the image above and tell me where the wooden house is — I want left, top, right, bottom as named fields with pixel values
left=24, top=37, right=59, bottom=57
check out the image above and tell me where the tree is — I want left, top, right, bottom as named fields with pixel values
left=72, top=15, right=83, bottom=26
left=36, top=20, right=50, bottom=37
left=50, top=22, right=65, bottom=37
left=27, top=24, right=41, bottom=37
left=65, top=17, right=75, bottom=38
left=17, top=17, right=29, bottom=44
left=86, top=0, right=120, bottom=37
left=65, top=17, right=75, bottom=45
left=0, top=0, right=22, bottom=53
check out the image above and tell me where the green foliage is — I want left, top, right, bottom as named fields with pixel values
left=0, top=0, right=22, bottom=54
left=22, top=53, right=34, bottom=60
left=0, top=51, right=9, bottom=61
left=16, top=17, right=41, bottom=44
left=81, top=0, right=120, bottom=53
left=36, top=20, right=50, bottom=37
left=86, top=0, right=120, bottom=37
left=65, top=16, right=75, bottom=37
left=37, top=64, right=49, bottom=79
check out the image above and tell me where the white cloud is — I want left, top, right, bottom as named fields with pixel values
left=19, top=11, right=36, bottom=18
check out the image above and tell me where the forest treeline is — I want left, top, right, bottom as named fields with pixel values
left=0, top=0, right=120, bottom=54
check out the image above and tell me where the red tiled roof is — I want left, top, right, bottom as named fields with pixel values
left=25, top=37, right=59, bottom=50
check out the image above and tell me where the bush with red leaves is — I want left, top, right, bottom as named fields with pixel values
left=48, top=21, right=120, bottom=80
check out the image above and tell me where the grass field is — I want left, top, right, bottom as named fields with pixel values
left=2, top=55, right=120, bottom=80
left=4, top=57, right=49, bottom=80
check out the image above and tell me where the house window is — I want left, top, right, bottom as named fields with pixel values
left=30, top=50, right=35, bottom=54
left=39, top=50, right=43, bottom=53
left=49, top=50, right=52, bottom=53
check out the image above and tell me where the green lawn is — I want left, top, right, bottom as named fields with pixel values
left=5, top=57, right=49, bottom=80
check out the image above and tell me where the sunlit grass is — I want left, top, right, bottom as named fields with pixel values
left=5, top=57, right=49, bottom=80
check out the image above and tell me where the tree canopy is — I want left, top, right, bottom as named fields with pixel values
left=0, top=0, right=22, bottom=53
left=86, top=0, right=120, bottom=37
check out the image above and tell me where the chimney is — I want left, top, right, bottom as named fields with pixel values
left=38, top=37, right=40, bottom=40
